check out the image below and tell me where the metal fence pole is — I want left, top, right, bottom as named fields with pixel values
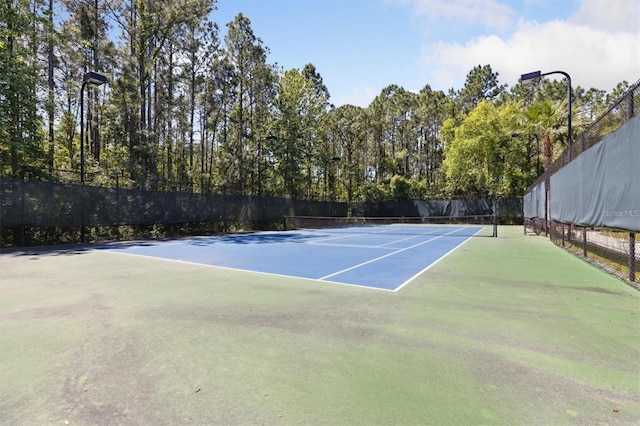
left=492, top=198, right=498, bottom=237
left=583, top=226, right=587, bottom=257
left=80, top=185, right=86, bottom=243
left=545, top=173, right=550, bottom=237
left=630, top=232, right=636, bottom=282
left=115, top=175, right=120, bottom=240
left=19, top=177, right=25, bottom=246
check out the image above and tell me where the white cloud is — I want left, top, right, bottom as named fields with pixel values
left=403, top=0, right=516, bottom=31
left=571, top=0, right=640, bottom=33
left=419, top=3, right=640, bottom=93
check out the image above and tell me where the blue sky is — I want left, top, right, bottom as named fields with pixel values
left=215, top=0, right=640, bottom=107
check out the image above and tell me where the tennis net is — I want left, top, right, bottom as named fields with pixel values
left=283, top=215, right=498, bottom=237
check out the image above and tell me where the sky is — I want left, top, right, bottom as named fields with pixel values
left=214, top=0, right=640, bottom=107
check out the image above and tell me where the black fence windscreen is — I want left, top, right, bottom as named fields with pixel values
left=0, top=179, right=353, bottom=228
left=1, top=177, right=521, bottom=247
left=0, top=178, right=520, bottom=229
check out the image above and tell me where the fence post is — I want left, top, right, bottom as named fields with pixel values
left=115, top=174, right=120, bottom=240
left=545, top=173, right=550, bottom=238
left=583, top=226, right=587, bottom=257
left=18, top=177, right=25, bottom=246
left=492, top=198, right=498, bottom=237
left=630, top=232, right=636, bottom=282
left=80, top=184, right=86, bottom=243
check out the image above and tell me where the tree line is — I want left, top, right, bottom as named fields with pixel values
left=1, top=0, right=632, bottom=204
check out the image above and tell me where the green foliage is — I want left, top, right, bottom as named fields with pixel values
left=271, top=66, right=329, bottom=198
left=443, top=101, right=526, bottom=198
left=0, top=1, right=632, bottom=205
left=390, top=175, right=411, bottom=200
left=0, top=0, right=47, bottom=174
left=361, top=181, right=389, bottom=202
left=458, top=64, right=507, bottom=114
left=523, top=100, right=567, bottom=169
left=326, top=104, right=368, bottom=206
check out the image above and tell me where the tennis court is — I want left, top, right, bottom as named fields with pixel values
left=102, top=224, right=485, bottom=291
left=1, top=226, right=639, bottom=425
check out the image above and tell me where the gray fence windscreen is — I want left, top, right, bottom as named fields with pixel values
left=523, top=181, right=545, bottom=219
left=550, top=115, right=640, bottom=231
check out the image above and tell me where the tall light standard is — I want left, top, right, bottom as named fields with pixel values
left=519, top=70, right=572, bottom=160
left=80, top=71, right=107, bottom=183
left=520, top=70, right=572, bottom=238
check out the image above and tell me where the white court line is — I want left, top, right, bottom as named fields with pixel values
left=318, top=228, right=464, bottom=281
left=376, top=233, right=423, bottom=247
left=311, top=230, right=439, bottom=249
left=308, top=242, right=397, bottom=250
left=308, top=233, right=369, bottom=243
left=102, top=250, right=397, bottom=292
left=308, top=232, right=422, bottom=249
left=393, top=229, right=480, bottom=292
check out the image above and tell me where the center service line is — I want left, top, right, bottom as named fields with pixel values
left=318, top=228, right=462, bottom=281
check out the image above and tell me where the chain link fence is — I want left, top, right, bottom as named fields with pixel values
left=0, top=176, right=345, bottom=246
left=524, top=79, right=640, bottom=284
left=548, top=222, right=638, bottom=283
left=0, top=170, right=521, bottom=247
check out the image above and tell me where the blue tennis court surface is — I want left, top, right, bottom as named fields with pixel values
left=103, top=224, right=484, bottom=291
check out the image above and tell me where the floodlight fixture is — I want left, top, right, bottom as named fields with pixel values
left=519, top=71, right=542, bottom=85
left=80, top=71, right=108, bottom=184
left=83, top=71, right=108, bottom=86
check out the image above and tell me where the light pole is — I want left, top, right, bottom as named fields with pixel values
left=520, top=70, right=572, bottom=238
left=519, top=70, right=572, bottom=160
left=80, top=71, right=107, bottom=183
